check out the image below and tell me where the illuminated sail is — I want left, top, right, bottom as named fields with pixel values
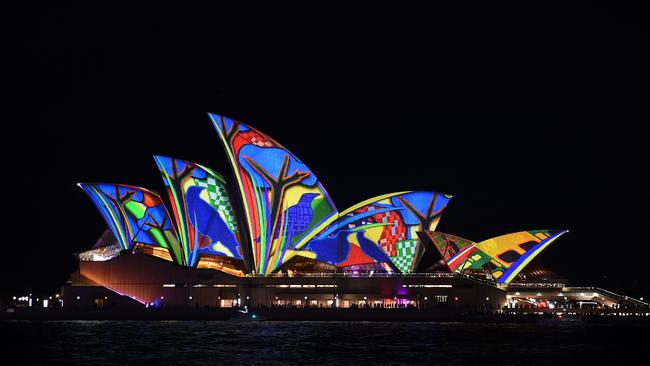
left=76, top=113, right=571, bottom=279
left=209, top=113, right=338, bottom=274
left=154, top=156, right=244, bottom=267
left=427, top=231, right=476, bottom=263
left=78, top=183, right=181, bottom=263
left=448, top=229, right=568, bottom=284
left=302, top=191, right=452, bottom=273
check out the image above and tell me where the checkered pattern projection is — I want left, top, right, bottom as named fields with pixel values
left=303, top=191, right=451, bottom=272
left=391, top=239, right=419, bottom=273
left=196, top=176, right=238, bottom=233
left=154, top=155, right=243, bottom=266
left=374, top=210, right=406, bottom=256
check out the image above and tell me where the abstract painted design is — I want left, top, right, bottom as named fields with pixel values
left=427, top=231, right=476, bottom=263
left=450, top=247, right=507, bottom=280
left=301, top=230, right=393, bottom=268
left=153, top=155, right=243, bottom=266
left=392, top=240, right=419, bottom=273
left=446, top=230, right=568, bottom=284
left=301, top=191, right=452, bottom=273
left=78, top=113, right=569, bottom=281
left=78, top=183, right=181, bottom=263
left=209, top=114, right=338, bottom=274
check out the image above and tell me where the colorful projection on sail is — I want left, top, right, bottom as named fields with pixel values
left=446, top=229, right=568, bottom=284
left=154, top=155, right=244, bottom=266
left=209, top=114, right=338, bottom=274
left=427, top=231, right=476, bottom=263
left=303, top=191, right=452, bottom=273
left=78, top=183, right=181, bottom=263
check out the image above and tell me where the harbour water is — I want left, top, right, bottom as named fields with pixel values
left=3, top=320, right=647, bottom=365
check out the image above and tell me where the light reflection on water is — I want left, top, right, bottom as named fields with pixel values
left=2, top=320, right=646, bottom=365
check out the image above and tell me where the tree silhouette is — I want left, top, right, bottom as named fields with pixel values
left=244, top=154, right=310, bottom=262
left=102, top=186, right=136, bottom=246
left=217, top=115, right=241, bottom=147
left=160, top=157, right=200, bottom=263
left=397, top=193, right=445, bottom=231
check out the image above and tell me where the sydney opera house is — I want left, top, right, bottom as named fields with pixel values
left=62, top=114, right=644, bottom=312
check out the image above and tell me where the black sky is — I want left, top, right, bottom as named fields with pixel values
left=9, top=2, right=649, bottom=298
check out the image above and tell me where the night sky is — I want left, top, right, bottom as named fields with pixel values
left=9, top=2, right=648, bottom=298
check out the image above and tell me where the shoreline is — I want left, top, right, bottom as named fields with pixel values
left=3, top=308, right=649, bottom=324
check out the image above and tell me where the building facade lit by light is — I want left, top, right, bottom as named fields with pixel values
left=62, top=114, right=648, bottom=312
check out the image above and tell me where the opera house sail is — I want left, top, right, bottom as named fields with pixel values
left=153, top=155, right=244, bottom=267
left=209, top=114, right=340, bottom=274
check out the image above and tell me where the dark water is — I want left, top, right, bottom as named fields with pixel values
left=2, top=320, right=647, bottom=365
